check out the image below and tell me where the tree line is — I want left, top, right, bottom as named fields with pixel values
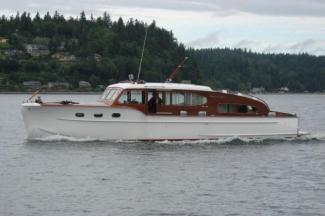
left=0, top=12, right=324, bottom=92
left=189, top=48, right=325, bottom=92
left=0, top=11, right=199, bottom=90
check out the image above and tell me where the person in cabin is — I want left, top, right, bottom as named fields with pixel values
left=148, top=90, right=162, bottom=113
left=35, top=96, right=43, bottom=104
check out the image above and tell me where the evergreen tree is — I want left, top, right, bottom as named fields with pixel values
left=0, top=11, right=324, bottom=92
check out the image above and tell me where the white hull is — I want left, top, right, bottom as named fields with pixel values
left=22, top=103, right=299, bottom=140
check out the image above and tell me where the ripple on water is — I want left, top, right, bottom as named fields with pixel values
left=2, top=94, right=325, bottom=216
left=24, top=131, right=325, bottom=146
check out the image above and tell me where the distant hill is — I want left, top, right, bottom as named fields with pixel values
left=0, top=11, right=324, bottom=92
left=0, top=11, right=199, bottom=91
left=189, top=48, right=325, bottom=92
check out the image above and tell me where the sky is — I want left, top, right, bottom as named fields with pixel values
left=1, top=0, right=325, bottom=55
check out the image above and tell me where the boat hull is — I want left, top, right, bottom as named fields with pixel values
left=22, top=103, right=299, bottom=140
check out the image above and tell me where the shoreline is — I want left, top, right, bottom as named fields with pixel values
left=0, top=91, right=324, bottom=95
left=0, top=91, right=101, bottom=95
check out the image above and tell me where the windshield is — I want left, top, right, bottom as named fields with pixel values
left=101, top=88, right=121, bottom=101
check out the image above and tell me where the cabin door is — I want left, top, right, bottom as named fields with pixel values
left=147, top=90, right=173, bottom=115
left=147, top=90, right=162, bottom=114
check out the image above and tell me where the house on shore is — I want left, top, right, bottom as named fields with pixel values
left=278, top=86, right=289, bottom=93
left=94, top=53, right=102, bottom=62
left=52, top=52, right=76, bottom=62
left=251, top=87, right=265, bottom=94
left=0, top=37, right=8, bottom=44
left=23, top=81, right=41, bottom=89
left=4, top=49, right=24, bottom=57
left=25, top=44, right=50, bottom=57
left=79, top=81, right=92, bottom=88
left=47, top=82, right=70, bottom=89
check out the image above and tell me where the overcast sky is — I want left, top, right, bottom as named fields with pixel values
left=1, top=0, right=325, bottom=55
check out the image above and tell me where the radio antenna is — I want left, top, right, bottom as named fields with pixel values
left=137, top=25, right=148, bottom=82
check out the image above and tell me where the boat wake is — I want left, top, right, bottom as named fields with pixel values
left=27, top=131, right=325, bottom=145
left=29, top=134, right=104, bottom=142
left=155, top=134, right=325, bottom=145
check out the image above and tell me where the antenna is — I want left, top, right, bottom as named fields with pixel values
left=137, top=24, right=148, bottom=82
left=166, top=57, right=189, bottom=82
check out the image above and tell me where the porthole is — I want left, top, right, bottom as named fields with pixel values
left=75, top=113, right=84, bottom=117
left=112, top=113, right=121, bottom=118
left=94, top=113, right=103, bottom=118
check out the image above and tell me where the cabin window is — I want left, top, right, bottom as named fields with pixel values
left=101, top=88, right=120, bottom=101
left=118, top=91, right=128, bottom=104
left=172, top=92, right=185, bottom=105
left=105, top=89, right=116, bottom=100
left=101, top=89, right=108, bottom=100
left=185, top=93, right=207, bottom=106
left=118, top=90, right=145, bottom=104
left=218, top=104, right=228, bottom=113
left=162, top=92, right=171, bottom=105
left=147, top=91, right=207, bottom=107
left=229, top=104, right=238, bottom=113
left=218, top=104, right=257, bottom=114
left=247, top=105, right=257, bottom=113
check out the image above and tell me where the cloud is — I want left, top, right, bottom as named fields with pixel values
left=234, top=40, right=264, bottom=49
left=231, top=39, right=325, bottom=55
left=1, top=0, right=325, bottom=17
left=1, top=0, right=325, bottom=55
left=186, top=32, right=220, bottom=48
left=98, top=0, right=325, bottom=17
left=186, top=35, right=325, bottom=55
left=285, top=39, right=325, bottom=55
left=218, top=0, right=325, bottom=17
left=289, top=39, right=321, bottom=51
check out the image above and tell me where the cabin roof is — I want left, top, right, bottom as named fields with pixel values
left=108, top=82, right=213, bottom=92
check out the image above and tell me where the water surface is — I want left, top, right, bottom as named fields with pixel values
left=1, top=94, right=325, bottom=216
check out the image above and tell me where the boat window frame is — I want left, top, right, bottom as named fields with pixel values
left=101, top=87, right=122, bottom=101
left=146, top=90, right=208, bottom=107
left=171, top=91, right=186, bottom=106
left=116, top=89, right=146, bottom=105
left=147, top=90, right=172, bottom=106
left=218, top=103, right=257, bottom=114
left=115, top=88, right=209, bottom=111
left=185, top=92, right=208, bottom=106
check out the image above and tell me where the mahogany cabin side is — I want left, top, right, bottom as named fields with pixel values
left=102, top=86, right=272, bottom=117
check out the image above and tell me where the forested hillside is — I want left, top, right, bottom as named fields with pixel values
left=0, top=12, right=199, bottom=90
left=0, top=12, right=325, bottom=92
left=189, top=48, right=325, bottom=92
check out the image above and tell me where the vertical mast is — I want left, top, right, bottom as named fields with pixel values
left=137, top=25, right=148, bottom=82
